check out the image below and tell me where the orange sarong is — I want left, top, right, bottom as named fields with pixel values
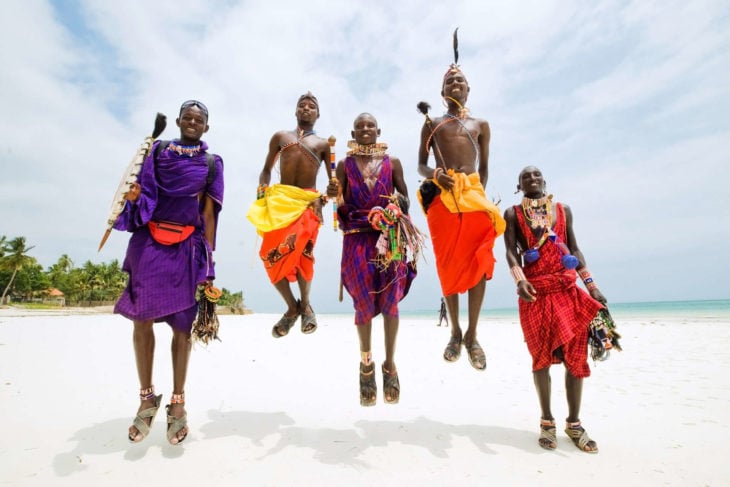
left=259, top=208, right=319, bottom=283
left=426, top=171, right=505, bottom=296
left=246, top=184, right=322, bottom=284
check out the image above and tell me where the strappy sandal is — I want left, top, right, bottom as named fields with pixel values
left=272, top=307, right=299, bottom=338
left=382, top=363, right=400, bottom=405
left=565, top=420, right=598, bottom=453
left=359, top=362, right=377, bottom=407
left=129, top=386, right=162, bottom=443
left=464, top=340, right=487, bottom=371
left=300, top=302, right=318, bottom=334
left=539, top=419, right=557, bottom=450
left=443, top=335, right=462, bottom=362
left=166, top=392, right=188, bottom=445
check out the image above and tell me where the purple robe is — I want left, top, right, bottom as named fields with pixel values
left=338, top=155, right=416, bottom=325
left=113, top=140, right=224, bottom=333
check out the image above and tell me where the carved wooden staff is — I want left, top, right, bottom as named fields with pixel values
left=98, top=113, right=166, bottom=251
left=328, top=135, right=338, bottom=232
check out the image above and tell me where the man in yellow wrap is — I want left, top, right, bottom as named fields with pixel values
left=247, top=92, right=330, bottom=338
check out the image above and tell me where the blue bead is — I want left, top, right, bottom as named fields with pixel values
left=525, top=249, right=539, bottom=263
left=562, top=254, right=579, bottom=269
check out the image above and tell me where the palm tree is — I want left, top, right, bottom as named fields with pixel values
left=0, top=237, right=36, bottom=305
left=0, top=235, right=7, bottom=258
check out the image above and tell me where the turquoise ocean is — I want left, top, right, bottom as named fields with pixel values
left=400, top=299, right=730, bottom=322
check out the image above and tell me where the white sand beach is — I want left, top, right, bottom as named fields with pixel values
left=1, top=307, right=728, bottom=486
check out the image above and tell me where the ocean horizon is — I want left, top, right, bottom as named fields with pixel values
left=397, top=298, right=730, bottom=321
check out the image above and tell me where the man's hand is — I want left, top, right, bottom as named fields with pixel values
left=589, top=288, right=607, bottom=305
left=125, top=182, right=141, bottom=202
left=326, top=178, right=339, bottom=198
left=517, top=280, right=538, bottom=302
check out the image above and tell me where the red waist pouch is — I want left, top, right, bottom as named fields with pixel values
left=148, top=221, right=195, bottom=245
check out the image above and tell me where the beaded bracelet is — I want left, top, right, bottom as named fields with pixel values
left=256, top=183, right=268, bottom=200
left=510, top=265, right=527, bottom=285
left=578, top=268, right=599, bottom=290
left=433, top=167, right=444, bottom=180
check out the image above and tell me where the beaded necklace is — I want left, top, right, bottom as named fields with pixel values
left=168, top=140, right=202, bottom=157
left=346, top=140, right=388, bottom=157
left=521, top=194, right=553, bottom=229
left=297, top=127, right=316, bottom=138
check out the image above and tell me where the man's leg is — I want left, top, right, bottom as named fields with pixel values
left=565, top=370, right=598, bottom=452
left=443, top=294, right=462, bottom=361
left=383, top=314, right=398, bottom=371
left=382, top=314, right=400, bottom=403
left=129, top=320, right=155, bottom=441
left=534, top=367, right=557, bottom=449
left=357, top=319, right=376, bottom=406
left=463, top=278, right=487, bottom=370
left=533, top=368, right=553, bottom=420
left=274, top=279, right=299, bottom=316
left=296, top=271, right=317, bottom=333
left=464, top=278, right=486, bottom=343
left=168, top=328, right=192, bottom=444
left=271, top=278, right=300, bottom=337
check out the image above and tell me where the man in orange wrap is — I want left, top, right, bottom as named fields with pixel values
left=247, top=92, right=330, bottom=338
left=417, top=35, right=505, bottom=371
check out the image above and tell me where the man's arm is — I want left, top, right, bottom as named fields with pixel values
left=202, top=195, right=216, bottom=250
left=504, top=207, right=537, bottom=302
left=390, top=156, right=410, bottom=213
left=417, top=122, right=436, bottom=179
left=564, top=204, right=607, bottom=304
left=477, top=119, right=490, bottom=187
left=258, top=133, right=281, bottom=185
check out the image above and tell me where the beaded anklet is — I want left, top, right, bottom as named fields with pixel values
left=170, top=392, right=185, bottom=405
left=139, top=386, right=156, bottom=400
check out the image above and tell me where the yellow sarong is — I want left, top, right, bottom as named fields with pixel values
left=433, top=170, right=506, bottom=236
left=246, top=184, right=321, bottom=236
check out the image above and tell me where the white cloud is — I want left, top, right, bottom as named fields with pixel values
left=1, top=0, right=728, bottom=312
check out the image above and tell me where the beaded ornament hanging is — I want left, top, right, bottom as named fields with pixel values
left=191, top=283, right=222, bottom=345
left=367, top=196, right=426, bottom=270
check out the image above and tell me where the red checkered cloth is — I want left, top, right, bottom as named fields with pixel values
left=515, top=203, right=602, bottom=377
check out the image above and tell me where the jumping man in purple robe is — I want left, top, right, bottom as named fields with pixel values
left=114, top=100, right=224, bottom=445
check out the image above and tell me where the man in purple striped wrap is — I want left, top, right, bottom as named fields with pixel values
left=114, top=100, right=224, bottom=445
left=327, top=113, right=416, bottom=407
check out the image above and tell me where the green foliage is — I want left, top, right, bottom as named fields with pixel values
left=0, top=235, right=245, bottom=307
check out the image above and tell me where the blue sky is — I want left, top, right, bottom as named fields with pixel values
left=1, top=0, right=729, bottom=313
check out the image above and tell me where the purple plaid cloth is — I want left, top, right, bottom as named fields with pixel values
left=338, top=156, right=416, bottom=325
left=113, top=140, right=224, bottom=333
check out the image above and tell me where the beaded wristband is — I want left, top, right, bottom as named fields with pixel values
left=578, top=268, right=599, bottom=290
left=510, top=265, right=527, bottom=285
left=256, top=183, right=268, bottom=200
